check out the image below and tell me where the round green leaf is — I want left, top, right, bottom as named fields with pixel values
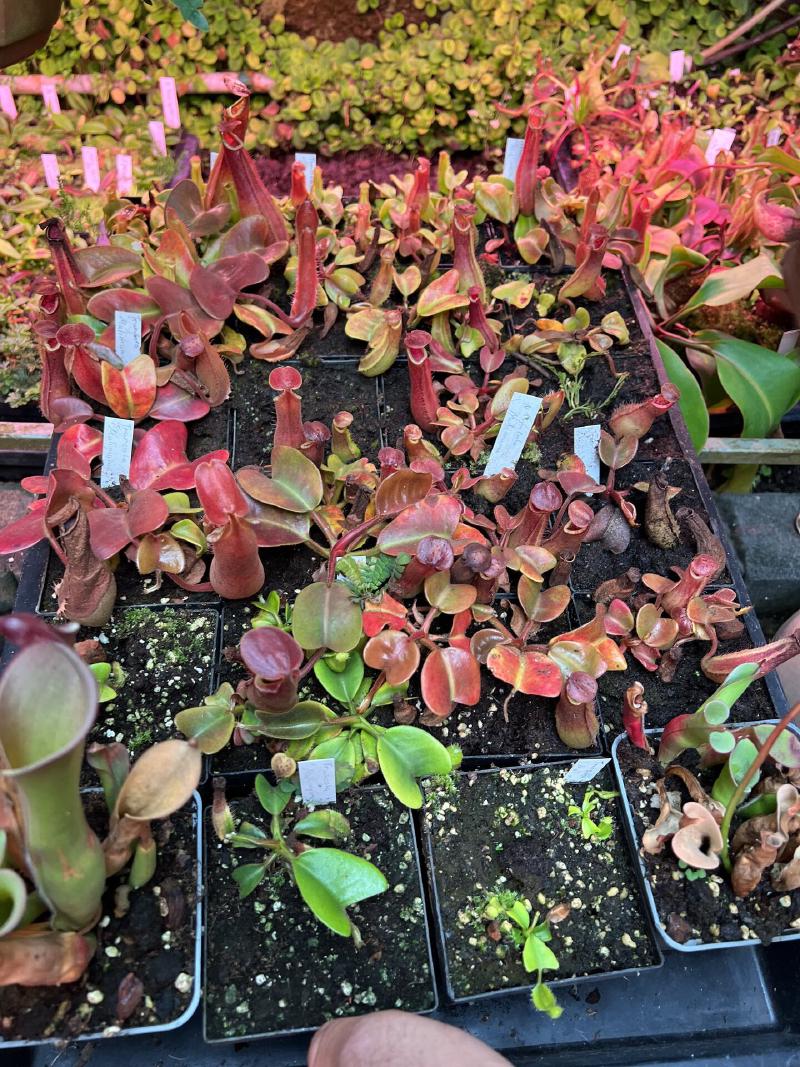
left=233, top=861, right=269, bottom=899
left=377, top=726, right=454, bottom=809
left=175, top=704, right=235, bottom=754
left=291, top=583, right=363, bottom=652
left=294, top=810, right=351, bottom=841
left=291, top=848, right=388, bottom=935
left=314, top=654, right=365, bottom=706
left=254, top=700, right=330, bottom=740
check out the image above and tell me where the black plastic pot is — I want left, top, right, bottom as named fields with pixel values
left=611, top=724, right=800, bottom=953
left=420, top=761, right=663, bottom=1004
left=202, top=779, right=438, bottom=1042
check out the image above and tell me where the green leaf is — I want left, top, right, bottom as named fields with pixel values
left=759, top=147, right=800, bottom=177
left=253, top=700, right=330, bottom=740
left=291, top=848, right=388, bottom=935
left=170, top=0, right=209, bottom=30
left=255, top=774, right=293, bottom=815
left=233, top=861, right=268, bottom=898
left=523, top=931, right=559, bottom=974
left=377, top=726, right=454, bottom=808
left=171, top=519, right=207, bottom=552
left=314, top=654, right=365, bottom=707
left=656, top=340, right=709, bottom=452
left=509, top=900, right=531, bottom=929
left=679, top=253, right=780, bottom=315
left=532, top=981, right=563, bottom=1019
left=237, top=446, right=323, bottom=513
left=174, top=703, right=235, bottom=754
left=294, top=809, right=351, bottom=841
left=229, top=821, right=270, bottom=848
left=696, top=331, right=800, bottom=437
left=292, top=582, right=363, bottom=653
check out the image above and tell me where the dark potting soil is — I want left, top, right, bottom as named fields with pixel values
left=186, top=403, right=232, bottom=461
left=0, top=798, right=198, bottom=1042
left=229, top=358, right=382, bottom=468
left=85, top=606, right=217, bottom=761
left=204, top=786, right=435, bottom=1040
left=302, top=319, right=360, bottom=359
left=422, top=765, right=659, bottom=998
left=39, top=549, right=220, bottom=613
left=568, top=458, right=730, bottom=593
left=616, top=739, right=800, bottom=945
left=571, top=591, right=775, bottom=732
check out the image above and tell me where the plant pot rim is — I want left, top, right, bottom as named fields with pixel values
left=0, top=789, right=202, bottom=1048
left=611, top=724, right=800, bottom=953
left=421, top=761, right=664, bottom=1004
left=201, top=780, right=439, bottom=1043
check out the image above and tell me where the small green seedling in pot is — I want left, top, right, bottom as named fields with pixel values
left=483, top=891, right=565, bottom=1019
left=89, top=661, right=125, bottom=703
left=219, top=775, right=388, bottom=940
left=568, top=787, right=618, bottom=841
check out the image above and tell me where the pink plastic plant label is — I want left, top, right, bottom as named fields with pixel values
left=116, top=154, right=134, bottom=195
left=612, top=44, right=631, bottom=68
left=148, top=120, right=168, bottom=156
left=669, top=50, right=686, bottom=82
left=41, top=153, right=60, bottom=190
left=41, top=84, right=61, bottom=113
left=81, top=146, right=101, bottom=192
left=704, top=128, right=735, bottom=165
left=0, top=86, right=17, bottom=120
left=159, top=77, right=181, bottom=129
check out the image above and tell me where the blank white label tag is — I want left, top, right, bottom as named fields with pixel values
left=209, top=151, right=218, bottom=170
left=298, top=758, right=337, bottom=805
left=502, top=137, right=524, bottom=181
left=41, top=84, right=61, bottom=113
left=115, top=311, right=141, bottom=365
left=564, top=758, right=610, bottom=785
left=295, top=152, right=316, bottom=191
left=484, top=392, right=542, bottom=477
left=669, top=50, right=685, bottom=82
left=101, top=417, right=134, bottom=488
left=41, top=153, right=60, bottom=190
left=779, top=330, right=800, bottom=355
left=767, top=128, right=783, bottom=147
left=611, top=43, right=631, bottom=68
left=573, top=424, right=601, bottom=482
left=704, top=128, right=735, bottom=165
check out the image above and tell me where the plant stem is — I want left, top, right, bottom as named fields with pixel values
left=719, top=699, right=800, bottom=870
left=701, top=0, right=789, bottom=59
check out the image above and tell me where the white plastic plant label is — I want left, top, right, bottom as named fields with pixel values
left=668, top=50, right=686, bottom=82
left=611, top=43, right=631, bottom=68
left=41, top=83, right=61, bottom=114
left=41, top=154, right=60, bottom=191
left=295, top=152, right=316, bottom=191
left=573, top=424, right=602, bottom=482
left=564, top=758, right=610, bottom=785
left=704, top=128, right=735, bottom=165
left=298, top=759, right=337, bottom=805
left=778, top=330, right=800, bottom=355
left=502, top=137, right=524, bottom=181
left=100, top=418, right=135, bottom=488
left=115, top=311, right=142, bottom=365
left=0, top=85, right=17, bottom=120
left=116, top=154, right=133, bottom=196
left=159, top=76, right=181, bottom=129
left=767, top=128, right=783, bottom=147
left=209, top=151, right=218, bottom=170
left=81, top=146, right=100, bottom=192
left=148, top=119, right=167, bottom=157
left=483, top=392, right=542, bottom=477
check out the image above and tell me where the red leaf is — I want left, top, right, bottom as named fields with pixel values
left=127, top=490, right=170, bottom=538
left=486, top=645, right=563, bottom=697
left=361, top=593, right=408, bottom=637
left=88, top=508, right=133, bottom=559
left=149, top=383, right=211, bottom=422
left=128, top=421, right=228, bottom=491
left=195, top=460, right=249, bottom=526
left=240, top=626, right=304, bottom=680
left=0, top=508, right=46, bottom=555
left=101, top=354, right=157, bottom=420
left=377, top=494, right=463, bottom=556
left=209, top=514, right=264, bottom=599
left=363, top=631, right=420, bottom=686
left=421, top=646, right=481, bottom=718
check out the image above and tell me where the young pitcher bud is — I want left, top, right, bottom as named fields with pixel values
left=271, top=753, right=296, bottom=779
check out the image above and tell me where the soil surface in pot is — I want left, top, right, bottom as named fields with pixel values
left=229, top=358, right=382, bottom=469
left=204, top=786, right=435, bottom=1039
left=422, top=765, right=659, bottom=998
left=0, top=797, right=197, bottom=1042
left=571, top=591, right=775, bottom=732
left=85, top=606, right=217, bottom=761
left=617, top=738, right=800, bottom=945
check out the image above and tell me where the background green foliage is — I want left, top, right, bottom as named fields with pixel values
left=9, top=0, right=797, bottom=155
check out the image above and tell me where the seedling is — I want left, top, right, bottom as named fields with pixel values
left=221, top=776, right=387, bottom=940
left=568, top=787, right=618, bottom=841
left=483, top=891, right=564, bottom=1018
